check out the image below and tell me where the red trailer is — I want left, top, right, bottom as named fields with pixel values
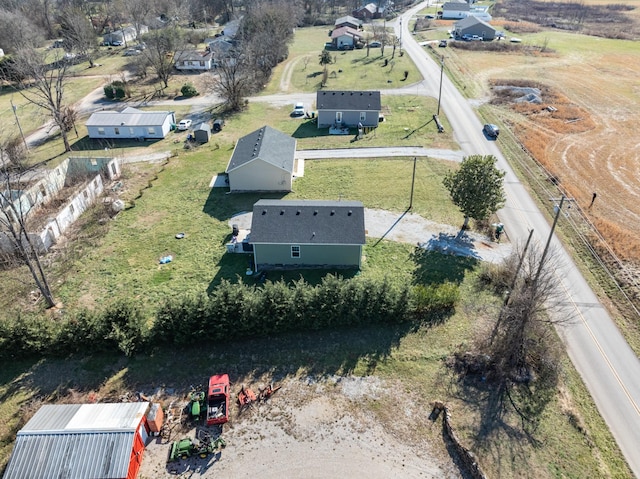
left=206, top=374, right=230, bottom=426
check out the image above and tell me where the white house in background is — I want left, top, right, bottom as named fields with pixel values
left=0, top=157, right=121, bottom=254
left=86, top=107, right=175, bottom=140
left=103, top=25, right=148, bottom=45
left=441, top=1, right=470, bottom=19
left=175, top=50, right=216, bottom=70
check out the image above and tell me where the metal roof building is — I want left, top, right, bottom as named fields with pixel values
left=3, top=402, right=150, bottom=479
left=86, top=107, right=176, bottom=140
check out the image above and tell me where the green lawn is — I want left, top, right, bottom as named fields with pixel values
left=264, top=25, right=422, bottom=94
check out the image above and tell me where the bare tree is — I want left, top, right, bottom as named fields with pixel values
left=141, top=27, right=183, bottom=88
left=460, top=244, right=570, bottom=430
left=118, top=0, right=153, bottom=41
left=0, top=154, right=56, bottom=308
left=0, top=8, right=44, bottom=53
left=5, top=47, right=74, bottom=152
left=58, top=7, right=100, bottom=67
left=207, top=51, right=255, bottom=111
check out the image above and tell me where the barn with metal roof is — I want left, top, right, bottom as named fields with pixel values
left=2, top=402, right=150, bottom=479
left=86, top=107, right=175, bottom=140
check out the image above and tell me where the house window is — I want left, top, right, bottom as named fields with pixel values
left=147, top=127, right=156, bottom=135
left=291, top=245, right=300, bottom=258
left=360, top=112, right=366, bottom=122
left=98, top=127, right=105, bottom=135
left=39, top=185, right=47, bottom=197
left=114, top=127, right=120, bottom=135
left=69, top=204, right=75, bottom=214
left=335, top=112, right=343, bottom=123
left=129, top=128, right=135, bottom=136
left=83, top=190, right=88, bottom=199
left=111, top=163, right=117, bottom=176
left=199, top=61, right=205, bottom=66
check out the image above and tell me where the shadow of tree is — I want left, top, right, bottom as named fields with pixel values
left=411, top=246, right=478, bottom=285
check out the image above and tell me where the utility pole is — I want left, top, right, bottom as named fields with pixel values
left=437, top=55, right=444, bottom=116
left=409, top=157, right=417, bottom=209
left=534, top=196, right=565, bottom=287
left=11, top=99, right=28, bottom=151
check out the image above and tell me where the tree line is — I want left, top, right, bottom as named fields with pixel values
left=0, top=275, right=460, bottom=360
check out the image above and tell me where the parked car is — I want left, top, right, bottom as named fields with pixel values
left=123, top=49, right=140, bottom=56
left=483, top=124, right=499, bottom=139
left=471, top=35, right=483, bottom=41
left=292, top=102, right=305, bottom=117
left=439, top=40, right=447, bottom=48
left=110, top=40, right=123, bottom=46
left=369, top=41, right=382, bottom=48
left=425, top=14, right=436, bottom=19
left=338, top=43, right=354, bottom=50
left=461, top=34, right=472, bottom=41
left=177, top=119, right=192, bottom=131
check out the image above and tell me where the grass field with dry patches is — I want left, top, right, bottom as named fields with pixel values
left=448, top=26, right=640, bottom=264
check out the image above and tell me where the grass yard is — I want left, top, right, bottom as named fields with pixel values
left=48, top=149, right=463, bottom=311
left=265, top=26, right=422, bottom=94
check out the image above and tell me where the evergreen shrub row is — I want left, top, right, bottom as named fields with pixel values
left=0, top=276, right=459, bottom=359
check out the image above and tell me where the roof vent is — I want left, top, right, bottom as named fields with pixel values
left=280, top=210, right=285, bottom=215
left=296, top=210, right=301, bottom=215
left=330, top=210, right=335, bottom=215
left=313, top=210, right=318, bottom=215
left=348, top=210, right=352, bottom=216
left=262, top=210, right=267, bottom=215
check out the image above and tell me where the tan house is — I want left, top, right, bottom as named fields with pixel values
left=225, top=126, right=296, bottom=192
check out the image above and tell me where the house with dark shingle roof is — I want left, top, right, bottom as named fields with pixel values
left=86, top=107, right=175, bottom=140
left=249, top=199, right=366, bottom=271
left=316, top=90, right=381, bottom=129
left=225, top=126, right=297, bottom=192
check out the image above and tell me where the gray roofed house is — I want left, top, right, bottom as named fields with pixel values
left=225, top=126, right=297, bottom=192
left=334, top=15, right=362, bottom=29
left=316, top=90, right=382, bottom=129
left=86, top=107, right=175, bottom=140
left=249, top=199, right=366, bottom=271
left=441, top=1, right=471, bottom=19
left=2, top=402, right=150, bottom=479
left=453, top=16, right=496, bottom=39
left=175, top=50, right=216, bottom=70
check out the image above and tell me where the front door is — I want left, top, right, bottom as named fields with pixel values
left=335, top=111, right=342, bottom=124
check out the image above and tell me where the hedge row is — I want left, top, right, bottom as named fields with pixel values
left=0, top=276, right=459, bottom=359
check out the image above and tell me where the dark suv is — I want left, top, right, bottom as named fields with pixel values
left=483, top=124, right=499, bottom=139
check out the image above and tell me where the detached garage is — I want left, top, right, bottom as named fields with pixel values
left=2, top=402, right=151, bottom=479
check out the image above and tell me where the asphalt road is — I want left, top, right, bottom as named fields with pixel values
left=396, top=3, right=640, bottom=475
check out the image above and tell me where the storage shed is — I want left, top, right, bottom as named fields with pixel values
left=193, top=123, right=211, bottom=143
left=2, top=402, right=151, bottom=479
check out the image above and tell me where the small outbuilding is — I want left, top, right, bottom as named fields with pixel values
left=225, top=126, right=296, bottom=192
left=2, top=402, right=151, bottom=479
left=193, top=122, right=211, bottom=143
left=250, top=199, right=366, bottom=272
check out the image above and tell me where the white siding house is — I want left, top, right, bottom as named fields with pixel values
left=175, top=50, right=216, bottom=70
left=86, top=107, right=175, bottom=140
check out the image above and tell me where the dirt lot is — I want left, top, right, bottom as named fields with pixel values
left=139, top=376, right=461, bottom=479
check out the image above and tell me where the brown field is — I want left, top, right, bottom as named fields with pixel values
left=448, top=14, right=640, bottom=271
